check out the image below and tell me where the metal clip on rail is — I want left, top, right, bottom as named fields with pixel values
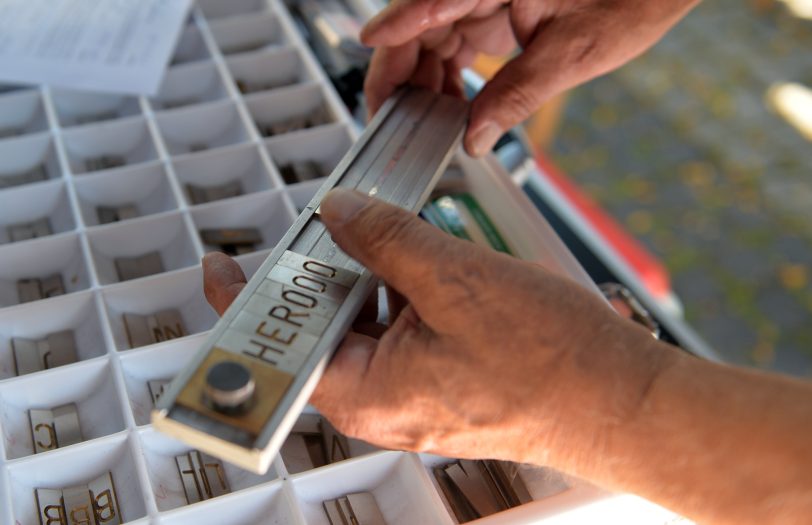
left=153, top=87, right=469, bottom=473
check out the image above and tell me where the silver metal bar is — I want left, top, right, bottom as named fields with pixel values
left=152, top=87, right=468, bottom=474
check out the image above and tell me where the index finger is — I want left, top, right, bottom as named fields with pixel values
left=364, top=41, right=420, bottom=117
left=361, top=0, right=481, bottom=47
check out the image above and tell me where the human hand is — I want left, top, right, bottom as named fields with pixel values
left=203, top=189, right=671, bottom=470
left=361, top=0, right=699, bottom=157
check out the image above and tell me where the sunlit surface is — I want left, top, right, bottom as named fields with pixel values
left=777, top=0, right=812, bottom=19
left=767, top=83, right=812, bottom=141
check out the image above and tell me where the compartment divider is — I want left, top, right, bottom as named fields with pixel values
left=139, top=92, right=207, bottom=261
left=281, top=479, right=310, bottom=525
left=127, top=427, right=163, bottom=520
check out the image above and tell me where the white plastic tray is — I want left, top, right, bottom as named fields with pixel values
left=0, top=1, right=683, bottom=523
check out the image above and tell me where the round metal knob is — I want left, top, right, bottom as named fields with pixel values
left=204, top=360, right=255, bottom=412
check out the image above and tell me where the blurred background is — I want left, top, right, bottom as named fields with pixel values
left=542, top=0, right=812, bottom=376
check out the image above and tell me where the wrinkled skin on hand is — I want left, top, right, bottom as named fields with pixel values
left=361, top=0, right=700, bottom=156
left=203, top=189, right=662, bottom=468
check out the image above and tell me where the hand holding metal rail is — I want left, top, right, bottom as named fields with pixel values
left=152, top=87, right=468, bottom=473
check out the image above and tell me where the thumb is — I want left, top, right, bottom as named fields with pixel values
left=320, top=188, right=448, bottom=310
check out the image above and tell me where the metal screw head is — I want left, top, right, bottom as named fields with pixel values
left=204, top=360, right=255, bottom=412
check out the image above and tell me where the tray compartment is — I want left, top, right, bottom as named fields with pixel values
left=0, top=180, right=75, bottom=244
left=227, top=47, right=312, bottom=95
left=198, top=0, right=267, bottom=20
left=265, top=123, right=352, bottom=186
left=137, top=428, right=279, bottom=512
left=102, top=267, right=217, bottom=352
left=0, top=133, right=62, bottom=188
left=190, top=190, right=294, bottom=254
left=291, top=452, right=453, bottom=525
left=86, top=213, right=198, bottom=285
left=0, top=91, right=48, bottom=139
left=6, top=434, right=148, bottom=524
left=156, top=101, right=251, bottom=157
left=157, top=481, right=299, bottom=525
left=0, top=291, right=106, bottom=381
left=119, top=334, right=204, bottom=426
left=246, top=84, right=335, bottom=139
left=51, top=89, right=141, bottom=128
left=61, top=117, right=159, bottom=175
left=0, top=358, right=126, bottom=459
left=208, top=12, right=283, bottom=56
left=73, top=163, right=179, bottom=227
left=173, top=144, right=276, bottom=205
left=0, top=234, right=91, bottom=308
left=151, top=61, right=230, bottom=111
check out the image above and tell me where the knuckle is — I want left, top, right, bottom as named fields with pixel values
left=499, top=75, right=541, bottom=120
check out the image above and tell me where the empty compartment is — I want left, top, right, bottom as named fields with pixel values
left=173, top=144, right=276, bottom=205
left=51, top=89, right=141, bottom=128
left=7, top=434, right=147, bottom=525
left=156, top=101, right=250, bottom=156
left=280, top=406, right=380, bottom=476
left=0, top=91, right=48, bottom=139
left=190, top=191, right=294, bottom=254
left=0, top=234, right=91, bottom=308
left=0, top=359, right=127, bottom=459
left=151, top=61, right=229, bottom=111
left=0, top=180, right=75, bottom=245
left=208, top=12, right=284, bottom=55
left=247, top=84, right=336, bottom=139
left=73, top=163, right=178, bottom=227
left=227, top=47, right=312, bottom=95
left=265, top=123, right=352, bottom=185
left=198, top=0, right=266, bottom=20
left=119, top=334, right=204, bottom=425
left=0, top=133, right=62, bottom=188
left=61, top=117, right=158, bottom=175
left=0, top=291, right=106, bottom=381
left=158, top=481, right=298, bottom=525
left=171, top=25, right=211, bottom=65
left=137, top=428, right=279, bottom=512
left=102, top=267, right=217, bottom=351
left=291, top=452, right=452, bottom=525
left=86, top=213, right=198, bottom=285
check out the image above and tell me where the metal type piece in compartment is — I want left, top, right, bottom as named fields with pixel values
left=153, top=87, right=468, bottom=473
left=34, top=472, right=122, bottom=525
left=324, top=492, right=386, bottom=525
left=280, top=413, right=351, bottom=474
left=28, top=403, right=82, bottom=453
left=12, top=330, right=77, bottom=376
left=175, top=449, right=231, bottom=504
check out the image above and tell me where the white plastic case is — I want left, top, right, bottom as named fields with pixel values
left=0, top=1, right=683, bottom=523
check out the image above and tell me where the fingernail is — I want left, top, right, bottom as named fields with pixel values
left=321, top=189, right=370, bottom=224
left=467, top=121, right=502, bottom=157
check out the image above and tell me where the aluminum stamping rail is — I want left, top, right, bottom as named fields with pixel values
left=153, top=87, right=468, bottom=473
